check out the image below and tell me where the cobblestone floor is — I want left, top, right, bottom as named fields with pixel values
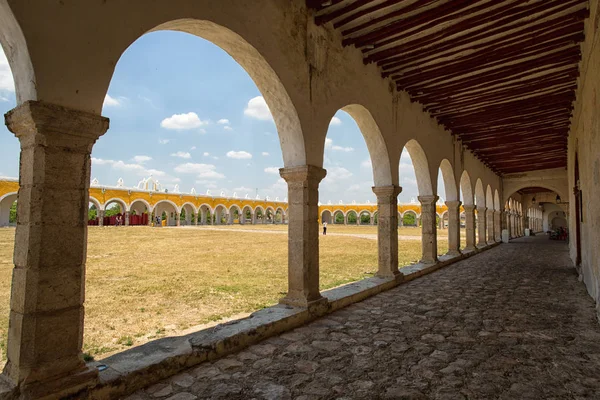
left=129, top=236, right=600, bottom=399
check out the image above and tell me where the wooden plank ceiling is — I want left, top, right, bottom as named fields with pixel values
left=307, top=0, right=588, bottom=175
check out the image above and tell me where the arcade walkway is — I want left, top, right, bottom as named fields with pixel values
left=131, top=236, right=600, bottom=399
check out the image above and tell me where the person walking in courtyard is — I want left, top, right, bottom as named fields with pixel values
left=323, top=221, right=327, bottom=235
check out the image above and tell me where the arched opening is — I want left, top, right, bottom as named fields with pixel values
left=241, top=206, right=253, bottom=225
left=474, top=179, right=486, bottom=247
left=400, top=140, right=434, bottom=264
left=154, top=200, right=178, bottom=227
left=346, top=210, right=358, bottom=225
left=181, top=203, right=197, bottom=226
left=436, top=159, right=459, bottom=256
left=265, top=207, right=275, bottom=224
left=199, top=204, right=212, bottom=225
left=333, top=210, right=345, bottom=224
left=321, top=210, right=332, bottom=225
left=214, top=205, right=227, bottom=225
left=460, top=171, right=474, bottom=250
left=359, top=210, right=372, bottom=225
left=402, top=210, right=418, bottom=227
left=129, top=200, right=151, bottom=226
left=103, top=199, right=127, bottom=226
left=254, top=206, right=265, bottom=224
left=228, top=205, right=241, bottom=225
left=274, top=208, right=284, bottom=224
left=0, top=193, right=18, bottom=227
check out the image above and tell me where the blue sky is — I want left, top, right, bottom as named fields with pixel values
left=0, top=31, right=446, bottom=204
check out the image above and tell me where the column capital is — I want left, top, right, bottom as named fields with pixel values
left=372, top=185, right=402, bottom=199
left=445, top=200, right=462, bottom=208
left=279, top=165, right=326, bottom=184
left=417, top=195, right=439, bottom=205
left=477, top=206, right=487, bottom=212
left=463, top=204, right=476, bottom=212
left=5, top=100, right=109, bottom=148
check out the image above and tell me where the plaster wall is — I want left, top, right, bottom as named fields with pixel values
left=568, top=0, right=600, bottom=316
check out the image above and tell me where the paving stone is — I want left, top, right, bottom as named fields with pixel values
left=164, top=394, right=197, bottom=400
left=131, top=237, right=600, bottom=399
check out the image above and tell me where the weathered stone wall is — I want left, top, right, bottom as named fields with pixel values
left=568, top=0, right=600, bottom=318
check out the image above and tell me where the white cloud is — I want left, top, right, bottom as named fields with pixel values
left=244, top=96, right=273, bottom=121
left=160, top=112, right=208, bottom=130
left=264, top=167, right=280, bottom=175
left=174, top=163, right=225, bottom=179
left=262, top=152, right=270, bottom=156
left=361, top=159, right=372, bottom=168
left=217, top=119, right=230, bottom=125
left=223, top=126, right=233, bottom=131
left=233, top=186, right=253, bottom=193
left=325, top=138, right=333, bottom=149
left=226, top=150, right=252, bottom=160
left=203, top=152, right=210, bottom=156
left=132, top=155, right=152, bottom=164
left=347, top=184, right=361, bottom=192
left=92, top=157, right=166, bottom=177
left=0, top=49, right=14, bottom=92
left=0, top=96, right=8, bottom=102
left=103, top=94, right=121, bottom=107
left=158, top=139, right=170, bottom=144
left=330, top=116, right=342, bottom=126
left=190, top=146, right=196, bottom=150
left=324, top=166, right=353, bottom=182
left=332, top=145, right=354, bottom=152
left=171, top=151, right=191, bottom=159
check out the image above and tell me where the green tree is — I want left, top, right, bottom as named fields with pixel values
left=403, top=212, right=416, bottom=226
left=347, top=212, right=357, bottom=223
left=9, top=202, right=17, bottom=223
left=105, top=204, right=121, bottom=217
left=360, top=213, right=371, bottom=224
left=88, top=204, right=97, bottom=221
left=335, top=212, right=344, bottom=224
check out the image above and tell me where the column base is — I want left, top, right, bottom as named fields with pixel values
left=16, top=365, right=98, bottom=400
left=419, top=257, right=438, bottom=265
left=463, top=246, right=477, bottom=252
left=279, top=295, right=329, bottom=314
left=375, top=270, right=404, bottom=283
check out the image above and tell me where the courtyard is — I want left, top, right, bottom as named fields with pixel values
left=0, top=226, right=451, bottom=362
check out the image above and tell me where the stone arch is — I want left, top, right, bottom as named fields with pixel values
left=403, top=139, right=433, bottom=196
left=103, top=197, right=127, bottom=213
left=181, top=202, right=197, bottom=225
left=213, top=204, right=228, bottom=225
left=154, top=200, right=179, bottom=226
left=474, top=179, right=485, bottom=207
left=503, top=183, right=567, bottom=205
left=333, top=210, right=344, bottom=224
left=88, top=196, right=102, bottom=211
left=438, top=159, right=458, bottom=201
left=494, top=189, right=500, bottom=211
left=265, top=206, right=275, bottom=223
left=103, top=19, right=305, bottom=167
left=199, top=203, right=213, bottom=225
left=358, top=209, right=372, bottom=225
left=0, top=2, right=36, bottom=103
left=460, top=171, right=474, bottom=206
left=486, top=185, right=494, bottom=210
left=0, top=192, right=18, bottom=227
left=241, top=205, right=253, bottom=224
left=228, top=204, right=242, bottom=224
left=321, top=209, right=332, bottom=224
left=329, top=104, right=393, bottom=186
left=402, top=209, right=418, bottom=227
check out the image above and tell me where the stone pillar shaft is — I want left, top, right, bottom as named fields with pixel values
left=477, top=207, right=487, bottom=247
left=463, top=205, right=476, bottom=251
left=372, top=185, right=402, bottom=279
left=125, top=211, right=130, bottom=226
left=445, top=201, right=461, bottom=256
left=419, top=195, right=438, bottom=264
left=494, top=211, right=502, bottom=242
left=3, top=101, right=108, bottom=394
left=98, top=210, right=104, bottom=227
left=486, top=209, right=494, bottom=244
left=279, top=165, right=327, bottom=309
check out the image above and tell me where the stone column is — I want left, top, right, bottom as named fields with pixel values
left=147, top=211, right=153, bottom=226
left=192, top=214, right=197, bottom=226
left=494, top=211, right=502, bottom=242
left=279, top=165, right=328, bottom=310
left=477, top=207, right=487, bottom=248
left=125, top=211, right=130, bottom=226
left=445, top=201, right=461, bottom=256
left=372, top=185, right=402, bottom=279
left=418, top=195, right=438, bottom=264
left=98, top=210, right=104, bottom=227
left=486, top=209, right=494, bottom=244
left=438, top=216, right=443, bottom=230
left=370, top=215, right=375, bottom=225
left=463, top=205, right=476, bottom=251
left=4, top=101, right=108, bottom=395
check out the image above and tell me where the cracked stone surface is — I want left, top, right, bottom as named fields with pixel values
left=130, top=236, right=600, bottom=399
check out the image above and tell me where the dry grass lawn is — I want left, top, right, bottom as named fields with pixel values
left=0, top=226, right=448, bottom=362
